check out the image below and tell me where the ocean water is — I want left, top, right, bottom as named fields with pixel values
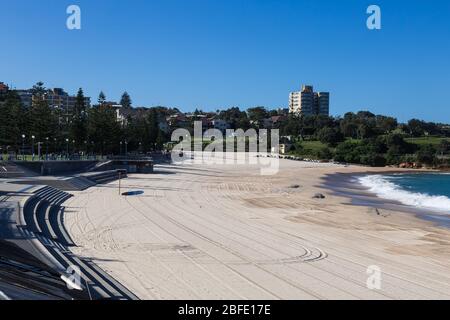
left=358, top=173, right=450, bottom=213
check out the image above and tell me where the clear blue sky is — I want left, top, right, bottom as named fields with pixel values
left=1, top=0, right=449, bottom=122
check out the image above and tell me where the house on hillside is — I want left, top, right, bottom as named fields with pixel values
left=0, top=82, right=8, bottom=94
left=167, top=113, right=190, bottom=128
left=211, top=119, right=230, bottom=133
left=271, top=115, right=287, bottom=126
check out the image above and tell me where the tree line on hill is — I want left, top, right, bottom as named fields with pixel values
left=277, top=112, right=450, bottom=167
left=191, top=107, right=450, bottom=167
left=1, top=83, right=449, bottom=167
left=0, top=82, right=169, bottom=155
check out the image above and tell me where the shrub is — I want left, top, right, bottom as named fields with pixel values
left=415, top=144, right=437, bottom=165
left=334, top=140, right=363, bottom=163
left=316, top=147, right=334, bottom=160
left=385, top=147, right=402, bottom=165
left=316, top=127, right=343, bottom=147
left=360, top=153, right=387, bottom=167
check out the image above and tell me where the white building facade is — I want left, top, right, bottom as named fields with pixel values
left=289, top=85, right=329, bottom=116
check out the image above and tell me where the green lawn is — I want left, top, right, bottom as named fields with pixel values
left=0, top=154, right=33, bottom=161
left=287, top=140, right=329, bottom=158
left=301, top=140, right=328, bottom=153
left=405, top=136, right=450, bottom=146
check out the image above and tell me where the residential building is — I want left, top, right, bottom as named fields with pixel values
left=271, top=115, right=287, bottom=126
left=279, top=143, right=293, bottom=155
left=158, top=118, right=170, bottom=133
left=105, top=105, right=171, bottom=132
left=105, top=102, right=126, bottom=126
left=212, top=119, right=230, bottom=132
left=289, top=85, right=329, bottom=116
left=186, top=113, right=211, bottom=128
left=15, top=87, right=91, bottom=111
left=16, top=90, right=33, bottom=108
left=277, top=108, right=290, bottom=116
left=316, top=92, right=330, bottom=115
left=0, top=82, right=8, bottom=94
left=103, top=101, right=122, bottom=108
left=13, top=87, right=92, bottom=129
left=289, top=85, right=315, bottom=115
left=255, top=115, right=288, bottom=129
left=46, top=88, right=91, bottom=109
left=167, top=114, right=189, bottom=127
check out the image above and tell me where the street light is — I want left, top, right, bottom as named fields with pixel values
left=45, top=137, right=49, bottom=160
left=31, top=135, right=35, bottom=161
left=125, top=140, right=128, bottom=157
left=66, top=138, right=69, bottom=158
left=120, top=141, right=123, bottom=155
left=37, top=141, right=42, bottom=160
left=21, top=134, right=25, bottom=160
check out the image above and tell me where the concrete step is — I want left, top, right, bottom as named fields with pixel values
left=48, top=206, right=75, bottom=247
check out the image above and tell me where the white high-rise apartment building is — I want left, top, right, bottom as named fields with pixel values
left=289, top=85, right=329, bottom=116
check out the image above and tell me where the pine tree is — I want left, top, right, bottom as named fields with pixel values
left=87, top=104, right=121, bottom=155
left=156, top=129, right=165, bottom=151
left=10, top=91, right=30, bottom=150
left=31, top=81, right=46, bottom=96
left=98, top=91, right=106, bottom=105
left=0, top=94, right=15, bottom=147
left=70, top=88, right=88, bottom=150
left=30, top=98, right=55, bottom=143
left=127, top=117, right=150, bottom=153
left=120, top=92, right=132, bottom=109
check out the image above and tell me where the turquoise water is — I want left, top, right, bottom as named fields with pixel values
left=387, top=173, right=450, bottom=198
left=358, top=173, right=450, bottom=213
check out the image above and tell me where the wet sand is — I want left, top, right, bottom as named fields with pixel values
left=63, top=159, right=450, bottom=299
left=323, top=171, right=450, bottom=228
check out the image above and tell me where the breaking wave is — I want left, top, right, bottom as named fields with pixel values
left=358, top=174, right=450, bottom=213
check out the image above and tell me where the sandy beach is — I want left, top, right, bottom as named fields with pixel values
left=63, top=159, right=450, bottom=300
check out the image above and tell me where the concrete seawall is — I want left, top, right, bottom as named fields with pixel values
left=13, top=159, right=153, bottom=176
left=13, top=161, right=97, bottom=176
left=91, top=159, right=154, bottom=174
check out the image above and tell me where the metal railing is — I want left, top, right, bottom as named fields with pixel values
left=1, top=154, right=108, bottom=162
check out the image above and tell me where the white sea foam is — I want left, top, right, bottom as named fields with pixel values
left=358, top=175, right=450, bottom=213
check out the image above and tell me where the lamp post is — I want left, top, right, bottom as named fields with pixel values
left=21, top=134, right=25, bottom=160
left=125, top=140, right=128, bottom=157
left=54, top=138, right=57, bottom=159
left=45, top=137, right=49, bottom=160
left=66, top=138, right=69, bottom=158
left=120, top=141, right=123, bottom=155
left=31, top=135, right=35, bottom=161
left=37, top=141, right=42, bottom=160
